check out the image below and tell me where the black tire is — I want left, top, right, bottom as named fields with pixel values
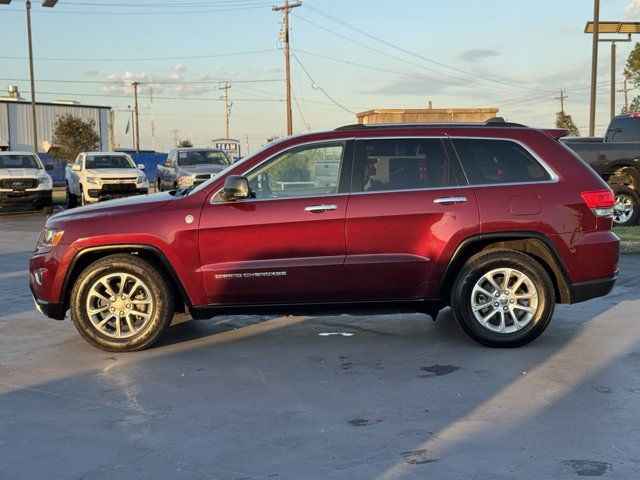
left=450, top=249, right=555, bottom=348
left=70, top=254, right=175, bottom=352
left=612, top=185, right=639, bottom=227
left=42, top=205, right=53, bottom=215
left=66, top=185, right=77, bottom=209
left=157, top=179, right=163, bottom=192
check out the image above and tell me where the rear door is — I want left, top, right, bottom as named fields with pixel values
left=345, top=137, right=479, bottom=301
left=198, top=140, right=353, bottom=305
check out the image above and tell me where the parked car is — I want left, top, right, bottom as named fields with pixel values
left=30, top=120, right=619, bottom=352
left=65, top=152, right=148, bottom=207
left=0, top=151, right=53, bottom=212
left=156, top=148, right=230, bottom=191
left=562, top=113, right=640, bottom=226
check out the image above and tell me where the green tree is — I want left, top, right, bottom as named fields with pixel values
left=623, top=43, right=640, bottom=113
left=51, top=114, right=100, bottom=162
left=555, top=111, right=580, bottom=136
left=178, top=139, right=193, bottom=147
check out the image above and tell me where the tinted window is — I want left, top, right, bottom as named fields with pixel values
left=605, top=117, right=640, bottom=142
left=452, top=139, right=551, bottom=185
left=86, top=155, right=134, bottom=169
left=247, top=143, right=344, bottom=199
left=359, top=138, right=455, bottom=192
left=0, top=154, right=40, bottom=169
left=177, top=150, right=229, bottom=166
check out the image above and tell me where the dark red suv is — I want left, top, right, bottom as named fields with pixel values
left=29, top=121, right=619, bottom=351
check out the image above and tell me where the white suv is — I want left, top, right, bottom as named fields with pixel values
left=0, top=151, right=53, bottom=212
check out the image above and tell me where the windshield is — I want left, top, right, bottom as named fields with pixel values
left=86, top=155, right=135, bottom=169
left=0, top=154, right=41, bottom=169
left=177, top=150, right=229, bottom=166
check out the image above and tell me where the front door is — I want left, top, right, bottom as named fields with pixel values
left=345, top=137, right=479, bottom=301
left=198, top=141, right=352, bottom=305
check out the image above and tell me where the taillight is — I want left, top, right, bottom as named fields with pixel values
left=581, top=190, right=615, bottom=217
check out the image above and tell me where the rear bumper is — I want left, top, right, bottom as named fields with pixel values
left=569, top=274, right=617, bottom=304
left=29, top=282, right=66, bottom=320
left=0, top=189, right=52, bottom=207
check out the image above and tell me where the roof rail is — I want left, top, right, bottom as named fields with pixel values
left=335, top=119, right=526, bottom=131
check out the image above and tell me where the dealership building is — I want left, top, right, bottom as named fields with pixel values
left=0, top=86, right=112, bottom=153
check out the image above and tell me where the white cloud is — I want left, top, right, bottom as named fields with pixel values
left=101, top=64, right=217, bottom=98
left=626, top=0, right=640, bottom=17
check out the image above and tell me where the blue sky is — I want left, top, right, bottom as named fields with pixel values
left=2, top=0, right=639, bottom=151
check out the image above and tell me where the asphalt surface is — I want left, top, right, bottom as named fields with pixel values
left=1, top=211, right=640, bottom=479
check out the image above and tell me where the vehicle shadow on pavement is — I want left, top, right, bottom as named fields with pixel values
left=2, top=263, right=639, bottom=479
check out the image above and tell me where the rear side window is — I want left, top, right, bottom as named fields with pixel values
left=359, top=138, right=457, bottom=192
left=605, top=117, right=640, bottom=142
left=452, top=139, right=551, bottom=185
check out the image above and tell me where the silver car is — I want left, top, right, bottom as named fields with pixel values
left=156, top=148, right=230, bottom=191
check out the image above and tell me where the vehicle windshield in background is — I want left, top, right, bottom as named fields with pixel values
left=178, top=150, right=229, bottom=166
left=0, top=154, right=40, bottom=169
left=86, top=155, right=135, bottom=169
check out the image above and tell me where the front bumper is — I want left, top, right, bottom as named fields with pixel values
left=29, top=282, right=66, bottom=320
left=569, top=274, right=617, bottom=304
left=0, top=189, right=52, bottom=207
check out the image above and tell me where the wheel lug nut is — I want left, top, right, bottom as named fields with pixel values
left=493, top=302, right=499, bottom=307
left=110, top=307, right=115, bottom=312
left=503, top=306, right=508, bottom=311
left=126, top=304, right=131, bottom=309
left=495, top=292, right=500, bottom=297
left=119, top=311, right=124, bottom=316
left=510, top=299, right=515, bottom=304
left=121, top=295, right=127, bottom=300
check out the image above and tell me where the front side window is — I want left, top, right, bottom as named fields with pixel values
left=0, top=154, right=41, bottom=169
left=246, top=143, right=344, bottom=199
left=177, top=150, right=229, bottom=166
left=452, top=139, right=551, bottom=185
left=86, top=155, right=135, bottom=169
left=359, top=138, right=456, bottom=192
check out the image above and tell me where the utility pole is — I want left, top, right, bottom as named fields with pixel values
left=273, top=0, right=301, bottom=136
left=171, top=129, right=179, bottom=147
left=556, top=89, right=568, bottom=115
left=109, top=109, right=116, bottom=150
left=25, top=1, right=38, bottom=153
left=127, top=105, right=135, bottom=149
left=618, top=78, right=631, bottom=113
left=219, top=83, right=232, bottom=139
left=588, top=0, right=600, bottom=136
left=132, top=82, right=141, bottom=153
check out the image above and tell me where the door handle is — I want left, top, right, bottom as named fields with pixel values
left=304, top=204, right=338, bottom=212
left=433, top=196, right=467, bottom=205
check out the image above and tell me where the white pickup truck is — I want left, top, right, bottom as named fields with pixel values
left=65, top=152, right=148, bottom=208
left=0, top=151, right=54, bottom=212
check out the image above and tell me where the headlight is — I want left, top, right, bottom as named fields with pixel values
left=40, top=228, right=64, bottom=247
left=178, top=176, right=194, bottom=187
left=38, top=176, right=51, bottom=185
left=86, top=176, right=100, bottom=185
left=137, top=174, right=147, bottom=184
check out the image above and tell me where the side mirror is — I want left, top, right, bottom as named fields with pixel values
left=44, top=163, right=54, bottom=171
left=223, top=175, right=250, bottom=201
left=72, top=164, right=81, bottom=172
left=137, top=163, right=145, bottom=170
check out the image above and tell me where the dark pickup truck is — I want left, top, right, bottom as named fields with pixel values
left=562, top=113, right=640, bottom=226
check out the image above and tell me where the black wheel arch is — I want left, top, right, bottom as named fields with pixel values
left=437, top=232, right=572, bottom=305
left=61, top=244, right=192, bottom=316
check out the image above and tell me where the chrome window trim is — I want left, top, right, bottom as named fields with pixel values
left=210, top=138, right=353, bottom=204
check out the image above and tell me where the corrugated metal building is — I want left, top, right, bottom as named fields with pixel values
left=0, top=90, right=112, bottom=152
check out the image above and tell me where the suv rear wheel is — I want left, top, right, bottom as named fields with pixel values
left=451, top=250, right=555, bottom=347
left=70, top=254, right=175, bottom=352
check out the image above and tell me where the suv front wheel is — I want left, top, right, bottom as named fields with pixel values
left=70, top=254, right=175, bottom=352
left=451, top=250, right=555, bottom=347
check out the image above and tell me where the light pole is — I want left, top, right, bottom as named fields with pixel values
left=585, top=21, right=639, bottom=121
left=0, top=1, right=59, bottom=153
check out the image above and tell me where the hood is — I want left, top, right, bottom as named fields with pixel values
left=0, top=168, right=44, bottom=177
left=47, top=191, right=174, bottom=226
left=86, top=168, right=140, bottom=178
left=179, top=164, right=226, bottom=175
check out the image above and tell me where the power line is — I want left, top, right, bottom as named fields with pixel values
left=2, top=4, right=269, bottom=15
left=302, top=3, right=554, bottom=95
left=291, top=54, right=355, bottom=115
left=0, top=77, right=284, bottom=84
left=0, top=48, right=280, bottom=62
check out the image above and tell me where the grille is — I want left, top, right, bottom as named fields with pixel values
left=101, top=183, right=137, bottom=193
left=1, top=178, right=38, bottom=189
